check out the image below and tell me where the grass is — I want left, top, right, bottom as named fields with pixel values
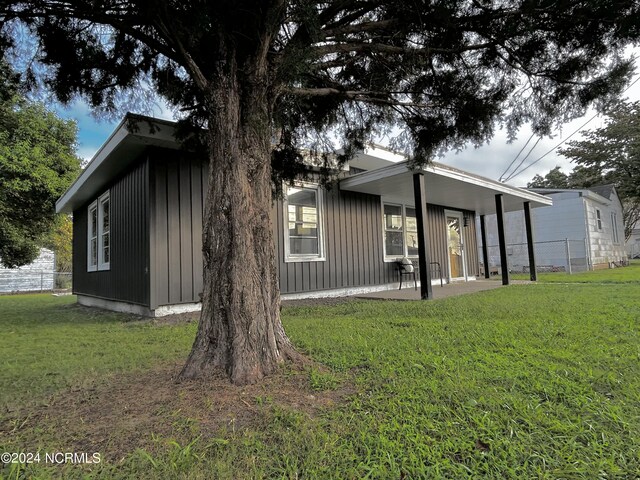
left=0, top=295, right=196, bottom=408
left=510, top=259, right=640, bottom=284
left=1, top=263, right=640, bottom=478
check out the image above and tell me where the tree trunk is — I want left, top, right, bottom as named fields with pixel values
left=179, top=55, right=300, bottom=385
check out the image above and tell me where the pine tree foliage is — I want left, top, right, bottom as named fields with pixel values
left=1, top=1, right=638, bottom=168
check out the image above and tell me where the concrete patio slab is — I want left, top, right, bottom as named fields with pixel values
left=355, top=279, right=519, bottom=301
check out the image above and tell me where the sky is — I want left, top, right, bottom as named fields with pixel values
left=55, top=69, right=640, bottom=188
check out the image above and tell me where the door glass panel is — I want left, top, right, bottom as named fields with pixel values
left=447, top=215, right=464, bottom=278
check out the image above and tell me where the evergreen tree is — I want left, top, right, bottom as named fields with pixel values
left=2, top=0, right=639, bottom=383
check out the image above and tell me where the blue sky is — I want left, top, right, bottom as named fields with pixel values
left=55, top=71, right=640, bottom=187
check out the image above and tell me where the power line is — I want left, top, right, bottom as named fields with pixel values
left=503, top=136, right=542, bottom=182
left=502, top=73, right=640, bottom=182
left=505, top=113, right=598, bottom=180
left=498, top=132, right=535, bottom=181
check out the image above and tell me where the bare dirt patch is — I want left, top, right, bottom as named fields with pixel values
left=1, top=362, right=354, bottom=462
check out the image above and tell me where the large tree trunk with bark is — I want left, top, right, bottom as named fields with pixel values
left=179, top=51, right=300, bottom=385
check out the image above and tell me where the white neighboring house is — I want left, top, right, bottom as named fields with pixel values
left=627, top=227, right=640, bottom=259
left=480, top=185, right=627, bottom=272
left=0, top=248, right=55, bottom=293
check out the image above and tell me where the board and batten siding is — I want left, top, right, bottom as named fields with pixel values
left=72, top=147, right=481, bottom=307
left=72, top=158, right=150, bottom=306
left=274, top=186, right=479, bottom=294
left=150, top=150, right=208, bottom=309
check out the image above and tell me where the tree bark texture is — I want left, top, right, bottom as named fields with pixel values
left=179, top=52, right=299, bottom=385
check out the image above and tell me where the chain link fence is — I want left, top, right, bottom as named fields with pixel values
left=0, top=271, right=72, bottom=294
left=628, top=243, right=640, bottom=260
left=479, top=239, right=590, bottom=275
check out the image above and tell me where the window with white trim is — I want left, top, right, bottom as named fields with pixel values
left=99, top=192, right=110, bottom=269
left=596, top=208, right=602, bottom=230
left=383, top=203, right=418, bottom=259
left=87, top=191, right=110, bottom=271
left=284, top=185, right=325, bottom=261
left=611, top=212, right=619, bottom=244
left=87, top=201, right=98, bottom=271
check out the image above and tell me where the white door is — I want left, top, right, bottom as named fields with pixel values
left=445, top=211, right=467, bottom=281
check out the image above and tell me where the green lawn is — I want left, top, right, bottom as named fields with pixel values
left=511, top=259, right=640, bottom=284
left=0, top=295, right=196, bottom=408
left=1, top=264, right=640, bottom=479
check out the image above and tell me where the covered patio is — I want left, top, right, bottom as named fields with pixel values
left=340, top=157, right=552, bottom=299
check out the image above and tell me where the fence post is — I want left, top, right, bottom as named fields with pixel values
left=565, top=238, right=572, bottom=274
left=40, top=271, right=44, bottom=292
left=584, top=238, right=590, bottom=271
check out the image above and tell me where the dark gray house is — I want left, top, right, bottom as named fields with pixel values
left=56, top=114, right=552, bottom=316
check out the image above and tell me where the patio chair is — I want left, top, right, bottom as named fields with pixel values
left=396, top=258, right=417, bottom=290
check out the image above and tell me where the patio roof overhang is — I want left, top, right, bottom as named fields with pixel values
left=339, top=161, right=552, bottom=214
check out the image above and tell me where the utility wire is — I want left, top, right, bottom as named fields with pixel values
left=504, top=114, right=597, bottom=181
left=498, top=132, right=535, bottom=181
left=501, top=74, right=640, bottom=182
left=502, top=136, right=542, bottom=182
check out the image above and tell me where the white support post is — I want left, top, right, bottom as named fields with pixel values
left=565, top=238, right=572, bottom=275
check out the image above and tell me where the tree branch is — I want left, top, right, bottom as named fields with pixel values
left=284, top=86, right=430, bottom=108
left=310, top=41, right=495, bottom=57
left=1, top=2, right=182, bottom=66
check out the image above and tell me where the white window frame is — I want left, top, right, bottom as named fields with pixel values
left=87, top=200, right=98, bottom=272
left=87, top=191, right=110, bottom=272
left=611, top=212, right=619, bottom=244
left=596, top=208, right=603, bottom=230
left=98, top=191, right=110, bottom=270
left=382, top=201, right=419, bottom=261
left=283, top=184, right=325, bottom=262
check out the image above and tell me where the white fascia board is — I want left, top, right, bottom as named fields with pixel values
left=340, top=162, right=409, bottom=188
left=56, top=117, right=130, bottom=214
left=581, top=190, right=611, bottom=206
left=362, top=145, right=406, bottom=163
left=56, top=115, right=180, bottom=214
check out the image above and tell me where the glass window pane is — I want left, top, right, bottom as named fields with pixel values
left=288, top=187, right=316, bottom=207
left=385, top=231, right=404, bottom=256
left=406, top=231, right=419, bottom=256
left=405, top=208, right=418, bottom=255
left=287, top=186, right=320, bottom=257
left=102, top=199, right=110, bottom=232
left=384, top=204, right=403, bottom=230
left=91, top=238, right=97, bottom=265
left=91, top=208, right=97, bottom=237
left=290, top=238, right=319, bottom=255
left=405, top=208, right=417, bottom=231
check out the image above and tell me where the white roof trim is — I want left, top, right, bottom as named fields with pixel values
left=340, top=160, right=552, bottom=214
left=56, top=115, right=179, bottom=213
left=527, top=187, right=611, bottom=205
left=427, top=163, right=552, bottom=206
